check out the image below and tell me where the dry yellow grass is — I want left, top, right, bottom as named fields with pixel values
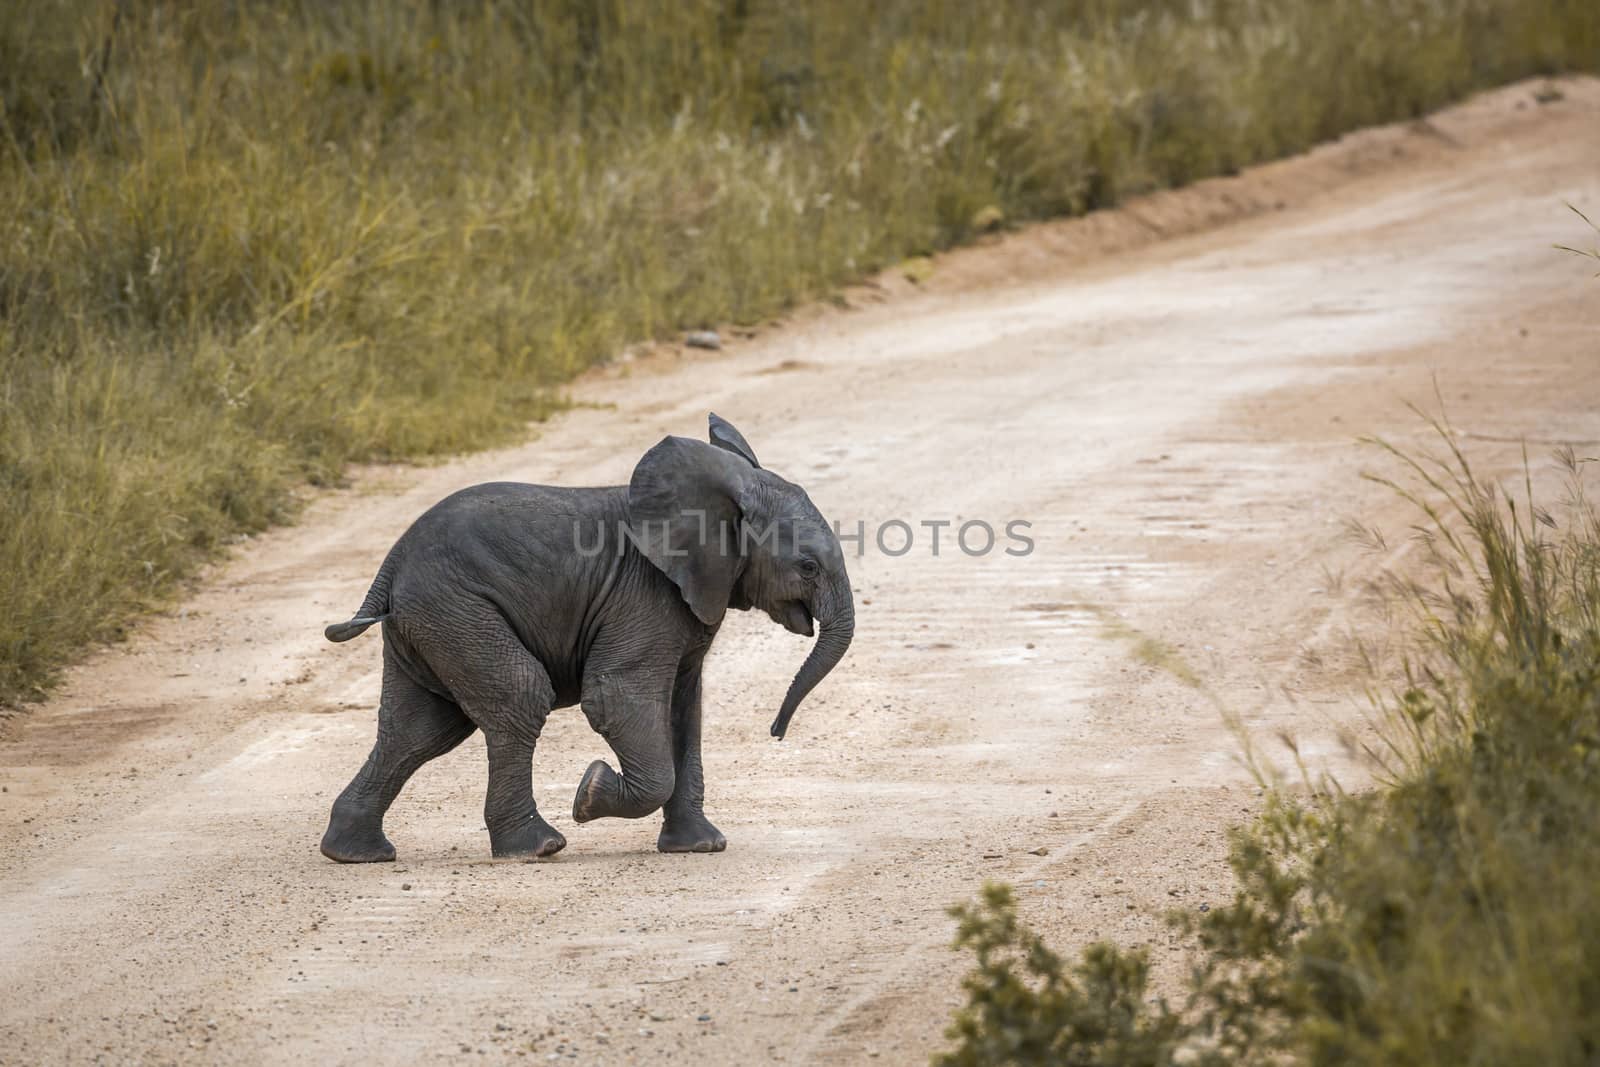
left=4, top=0, right=1598, bottom=704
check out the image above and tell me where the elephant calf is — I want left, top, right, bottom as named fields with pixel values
left=319, top=414, right=854, bottom=862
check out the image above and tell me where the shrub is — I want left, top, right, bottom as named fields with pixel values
left=939, top=434, right=1600, bottom=1065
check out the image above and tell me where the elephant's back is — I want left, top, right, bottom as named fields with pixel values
left=398, top=482, right=627, bottom=556
left=383, top=482, right=629, bottom=698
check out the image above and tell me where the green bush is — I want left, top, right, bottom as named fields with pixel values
left=943, top=883, right=1183, bottom=1066
left=4, top=0, right=1599, bottom=704
left=939, top=435, right=1600, bottom=1065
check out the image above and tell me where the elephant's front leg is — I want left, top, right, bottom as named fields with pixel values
left=572, top=671, right=678, bottom=823
left=657, top=663, right=727, bottom=854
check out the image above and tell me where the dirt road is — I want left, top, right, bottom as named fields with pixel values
left=3, top=79, right=1598, bottom=1065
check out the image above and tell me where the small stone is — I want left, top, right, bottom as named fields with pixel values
left=1028, top=846, right=1049, bottom=856
left=1199, top=903, right=1210, bottom=912
left=971, top=204, right=1005, bottom=232
left=401, top=883, right=412, bottom=891
left=685, top=330, right=722, bottom=350
left=900, top=256, right=935, bottom=284
left=697, top=1014, right=712, bottom=1022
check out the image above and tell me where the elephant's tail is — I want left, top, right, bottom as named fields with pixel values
left=324, top=550, right=396, bottom=643
left=324, top=615, right=388, bottom=643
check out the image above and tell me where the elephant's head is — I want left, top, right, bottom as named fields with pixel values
left=627, top=414, right=854, bottom=739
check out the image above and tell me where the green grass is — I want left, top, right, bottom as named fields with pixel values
left=4, top=0, right=1599, bottom=705
left=938, top=433, right=1600, bottom=1065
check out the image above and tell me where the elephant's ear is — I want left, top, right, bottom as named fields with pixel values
left=628, top=436, right=752, bottom=626
left=708, top=412, right=761, bottom=469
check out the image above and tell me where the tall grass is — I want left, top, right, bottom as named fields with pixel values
left=939, top=436, right=1600, bottom=1065
left=4, top=0, right=1599, bottom=705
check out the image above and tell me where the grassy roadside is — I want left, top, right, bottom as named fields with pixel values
left=4, top=1, right=1599, bottom=706
left=937, top=432, right=1600, bottom=1065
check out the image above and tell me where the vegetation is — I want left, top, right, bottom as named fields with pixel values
left=939, top=435, right=1600, bottom=1065
left=4, top=1, right=1599, bottom=705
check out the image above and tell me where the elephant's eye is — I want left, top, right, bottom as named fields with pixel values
left=797, top=558, right=820, bottom=580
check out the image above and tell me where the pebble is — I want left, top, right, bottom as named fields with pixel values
left=697, top=1014, right=712, bottom=1022
left=685, top=330, right=722, bottom=350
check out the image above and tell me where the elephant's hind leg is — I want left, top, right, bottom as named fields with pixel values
left=321, top=648, right=475, bottom=863
left=432, top=611, right=566, bottom=860
left=480, top=727, right=567, bottom=860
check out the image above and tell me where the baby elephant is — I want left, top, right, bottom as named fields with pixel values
left=319, top=414, right=853, bottom=862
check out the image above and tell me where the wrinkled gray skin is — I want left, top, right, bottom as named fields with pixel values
left=319, top=414, right=853, bottom=862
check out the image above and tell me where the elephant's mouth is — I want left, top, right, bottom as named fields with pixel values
left=779, top=600, right=814, bottom=637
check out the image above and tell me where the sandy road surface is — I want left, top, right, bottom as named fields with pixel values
left=3, top=80, right=1598, bottom=1065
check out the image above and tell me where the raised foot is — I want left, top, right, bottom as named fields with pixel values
left=489, top=813, right=567, bottom=860
left=572, top=759, right=619, bottom=823
left=320, top=819, right=397, bottom=864
left=658, top=815, right=727, bottom=854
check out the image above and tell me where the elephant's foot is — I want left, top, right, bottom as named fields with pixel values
left=573, top=759, right=673, bottom=821
left=571, top=759, right=619, bottom=823
left=489, top=813, right=567, bottom=860
left=658, top=813, right=727, bottom=854
left=320, top=809, right=397, bottom=864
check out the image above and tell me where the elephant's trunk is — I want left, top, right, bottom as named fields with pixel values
left=770, top=574, right=854, bottom=739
